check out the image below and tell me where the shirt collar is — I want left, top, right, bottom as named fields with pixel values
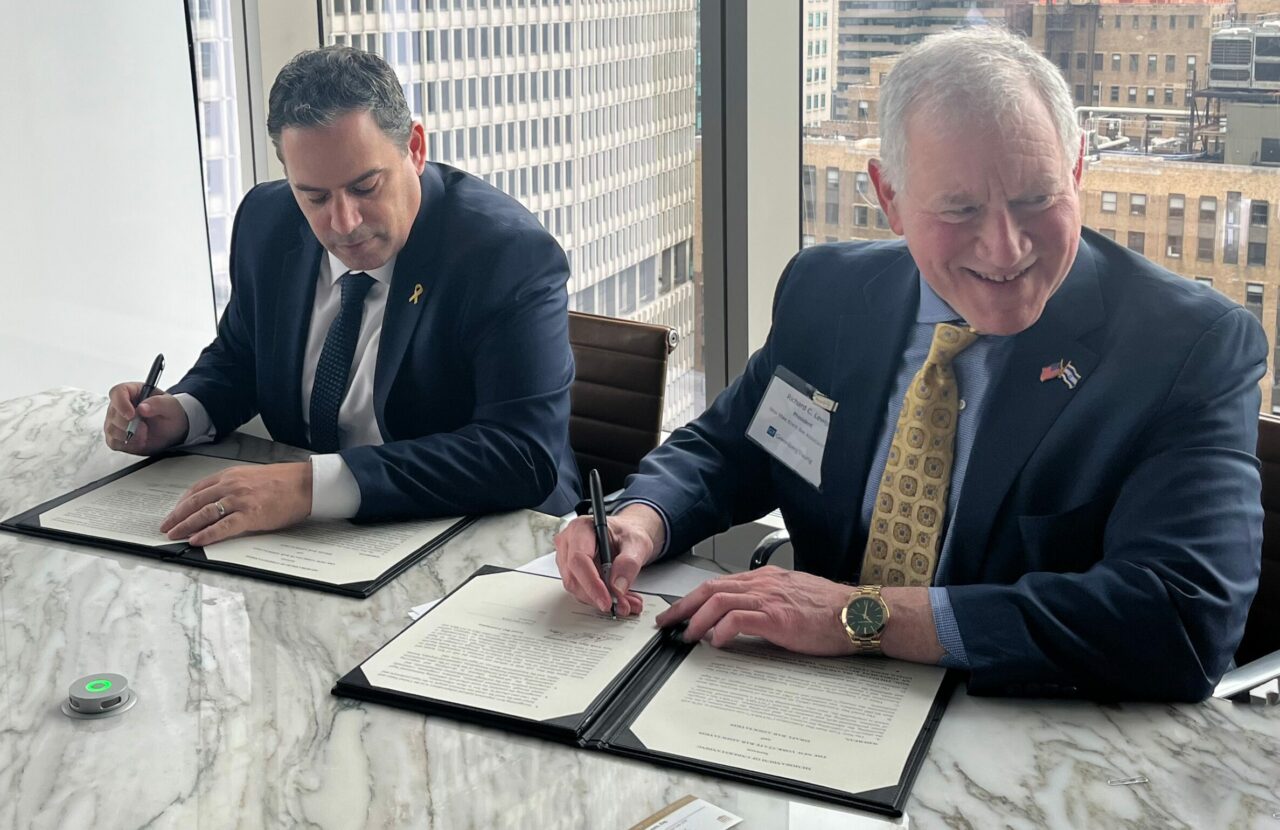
left=325, top=251, right=397, bottom=287
left=916, top=274, right=963, bottom=324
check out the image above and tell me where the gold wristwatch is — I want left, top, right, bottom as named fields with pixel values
left=841, top=585, right=889, bottom=655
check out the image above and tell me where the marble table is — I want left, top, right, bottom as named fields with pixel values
left=1, top=388, right=1277, bottom=829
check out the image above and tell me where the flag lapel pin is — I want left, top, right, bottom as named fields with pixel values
left=1040, top=359, right=1081, bottom=390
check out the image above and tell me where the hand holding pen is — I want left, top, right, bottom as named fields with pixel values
left=125, top=354, right=165, bottom=444
left=588, top=468, right=618, bottom=619
left=104, top=354, right=189, bottom=455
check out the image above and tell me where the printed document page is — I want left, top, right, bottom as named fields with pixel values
left=629, top=640, right=945, bottom=794
left=40, top=454, right=461, bottom=584
left=40, top=455, right=242, bottom=547
left=363, top=570, right=669, bottom=722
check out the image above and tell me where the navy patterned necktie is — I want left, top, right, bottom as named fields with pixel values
left=309, top=272, right=375, bottom=453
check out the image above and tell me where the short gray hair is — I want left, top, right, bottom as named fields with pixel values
left=267, top=46, right=412, bottom=154
left=877, top=27, right=1081, bottom=193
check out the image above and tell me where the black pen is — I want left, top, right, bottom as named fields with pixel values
left=588, top=468, right=617, bottom=619
left=124, top=353, right=165, bottom=445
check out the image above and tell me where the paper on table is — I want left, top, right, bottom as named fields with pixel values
left=629, top=640, right=945, bottom=796
left=40, top=454, right=461, bottom=586
left=205, top=516, right=462, bottom=585
left=40, top=455, right=242, bottom=547
left=626, top=795, right=743, bottom=830
left=364, top=570, right=669, bottom=722
left=408, top=552, right=723, bottom=619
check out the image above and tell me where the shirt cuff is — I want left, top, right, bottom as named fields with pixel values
left=929, top=586, right=970, bottom=669
left=610, top=498, right=672, bottom=560
left=309, top=454, right=362, bottom=519
left=172, top=393, right=216, bottom=447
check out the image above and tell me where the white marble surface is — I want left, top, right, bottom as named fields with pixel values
left=1, top=388, right=1277, bottom=829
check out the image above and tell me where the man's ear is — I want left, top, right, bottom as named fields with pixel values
left=1072, top=132, right=1085, bottom=186
left=868, top=159, right=906, bottom=236
left=408, top=122, right=428, bottom=174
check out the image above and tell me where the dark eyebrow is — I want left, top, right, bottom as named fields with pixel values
left=292, top=168, right=382, bottom=193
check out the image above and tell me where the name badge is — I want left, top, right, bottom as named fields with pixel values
left=746, top=366, right=836, bottom=490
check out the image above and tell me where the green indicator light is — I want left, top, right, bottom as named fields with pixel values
left=85, top=679, right=112, bottom=693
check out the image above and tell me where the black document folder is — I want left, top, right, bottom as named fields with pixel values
left=1, top=452, right=474, bottom=598
left=333, top=565, right=952, bottom=816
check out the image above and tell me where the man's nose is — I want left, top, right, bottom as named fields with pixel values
left=976, top=208, right=1030, bottom=270
left=330, top=193, right=361, bottom=236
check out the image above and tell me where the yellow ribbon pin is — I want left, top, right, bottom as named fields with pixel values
left=409, top=283, right=423, bottom=304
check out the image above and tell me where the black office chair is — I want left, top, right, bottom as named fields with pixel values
left=1215, top=414, right=1280, bottom=701
left=567, top=311, right=678, bottom=496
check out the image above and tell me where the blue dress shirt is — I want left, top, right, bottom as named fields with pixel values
left=858, top=276, right=1015, bottom=667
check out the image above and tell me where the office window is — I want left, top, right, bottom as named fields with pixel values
left=1075, top=85, right=1085, bottom=104
left=1168, top=194, right=1185, bottom=218
left=1111, top=53, right=1121, bottom=72
left=1225, top=192, right=1242, bottom=264
left=1076, top=53, right=1087, bottom=71
left=1130, top=194, right=1147, bottom=216
left=1099, top=228, right=1116, bottom=241
left=824, top=167, right=840, bottom=225
left=1164, top=88, right=1174, bottom=106
left=1127, top=87, right=1137, bottom=104
left=1165, top=54, right=1175, bottom=73
left=1252, top=201, right=1270, bottom=227
left=802, top=165, right=817, bottom=222
left=1145, top=88, right=1156, bottom=104
left=1195, top=276, right=1213, bottom=287
left=854, top=205, right=868, bottom=227
left=1147, top=54, right=1157, bottom=74
left=1101, top=192, right=1117, bottom=213
left=1197, top=236, right=1214, bottom=262
left=1199, top=196, right=1217, bottom=222
left=1167, top=234, right=1182, bottom=258
left=1127, top=231, right=1145, bottom=255
left=1246, top=284, right=1265, bottom=325
left=1110, top=86, right=1120, bottom=103
left=1249, top=242, right=1269, bottom=267
left=875, top=209, right=888, bottom=229
left=1129, top=54, right=1139, bottom=72
left=1094, top=53, right=1103, bottom=71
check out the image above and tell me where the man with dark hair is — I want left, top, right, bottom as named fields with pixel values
left=103, top=47, right=580, bottom=542
left=555, top=28, right=1265, bottom=701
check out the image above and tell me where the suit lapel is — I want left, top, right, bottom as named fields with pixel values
left=821, top=249, right=919, bottom=577
left=272, top=225, right=323, bottom=447
left=945, top=239, right=1105, bottom=584
left=374, top=166, right=446, bottom=437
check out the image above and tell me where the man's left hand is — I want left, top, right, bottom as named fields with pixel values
left=160, top=462, right=313, bottom=546
left=655, top=566, right=855, bottom=656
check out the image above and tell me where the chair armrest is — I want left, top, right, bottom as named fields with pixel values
left=1213, top=649, right=1280, bottom=702
left=749, top=529, right=792, bottom=570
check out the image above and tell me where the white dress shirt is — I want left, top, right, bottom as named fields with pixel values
left=175, top=251, right=396, bottom=518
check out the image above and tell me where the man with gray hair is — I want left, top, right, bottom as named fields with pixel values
left=555, top=27, right=1265, bottom=700
left=103, top=47, right=581, bottom=541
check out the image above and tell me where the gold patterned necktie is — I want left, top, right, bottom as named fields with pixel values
left=860, top=322, right=979, bottom=587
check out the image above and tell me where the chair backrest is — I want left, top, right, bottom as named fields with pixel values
left=1239, top=413, right=1280, bottom=665
left=568, top=311, right=677, bottom=495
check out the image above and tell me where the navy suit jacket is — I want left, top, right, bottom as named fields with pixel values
left=171, top=163, right=580, bottom=519
left=623, top=230, right=1266, bottom=701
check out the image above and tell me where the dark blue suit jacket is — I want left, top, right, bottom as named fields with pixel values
left=171, top=164, right=580, bottom=519
left=624, top=230, right=1266, bottom=700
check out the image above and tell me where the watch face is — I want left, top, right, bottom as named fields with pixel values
left=846, top=596, right=886, bottom=639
